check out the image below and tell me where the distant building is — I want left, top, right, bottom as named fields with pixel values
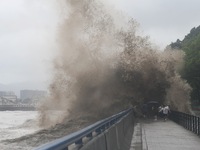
left=0, top=91, right=17, bottom=104
left=20, top=90, right=47, bottom=104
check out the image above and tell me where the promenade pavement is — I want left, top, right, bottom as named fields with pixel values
left=130, top=118, right=200, bottom=150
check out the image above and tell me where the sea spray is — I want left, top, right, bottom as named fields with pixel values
left=38, top=0, right=191, bottom=127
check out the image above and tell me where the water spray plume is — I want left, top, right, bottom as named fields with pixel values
left=39, top=0, right=191, bottom=127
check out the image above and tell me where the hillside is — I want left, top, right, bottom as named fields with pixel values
left=170, top=25, right=200, bottom=105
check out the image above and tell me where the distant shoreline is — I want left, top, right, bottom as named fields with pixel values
left=0, top=105, right=36, bottom=111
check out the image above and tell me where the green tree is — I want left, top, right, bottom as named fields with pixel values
left=170, top=25, right=200, bottom=105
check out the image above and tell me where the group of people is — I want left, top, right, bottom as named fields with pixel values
left=158, top=105, right=171, bottom=121
left=142, top=103, right=171, bottom=121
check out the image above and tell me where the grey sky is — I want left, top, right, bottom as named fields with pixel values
left=0, top=0, right=59, bottom=86
left=111, top=0, right=200, bottom=48
left=0, top=0, right=200, bottom=90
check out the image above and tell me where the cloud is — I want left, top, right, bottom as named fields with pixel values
left=0, top=0, right=60, bottom=85
left=107, top=0, right=200, bottom=48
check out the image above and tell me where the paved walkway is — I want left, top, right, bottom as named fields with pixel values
left=130, top=119, right=200, bottom=150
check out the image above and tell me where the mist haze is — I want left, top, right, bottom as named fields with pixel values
left=38, top=0, right=191, bottom=127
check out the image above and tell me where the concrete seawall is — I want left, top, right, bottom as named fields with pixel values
left=80, top=111, right=134, bottom=150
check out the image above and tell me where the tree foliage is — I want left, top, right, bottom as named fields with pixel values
left=170, top=25, right=200, bottom=104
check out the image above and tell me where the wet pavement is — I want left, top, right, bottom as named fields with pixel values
left=130, top=119, right=200, bottom=150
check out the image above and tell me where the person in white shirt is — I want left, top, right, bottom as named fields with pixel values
left=159, top=105, right=170, bottom=121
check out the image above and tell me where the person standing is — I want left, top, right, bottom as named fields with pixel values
left=160, top=105, right=170, bottom=121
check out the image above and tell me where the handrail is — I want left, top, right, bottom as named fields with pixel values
left=170, top=110, right=200, bottom=136
left=34, top=108, right=133, bottom=150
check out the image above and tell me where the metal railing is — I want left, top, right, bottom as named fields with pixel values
left=34, top=108, right=134, bottom=150
left=170, top=111, right=200, bottom=135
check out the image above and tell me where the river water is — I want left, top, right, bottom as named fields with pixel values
left=0, top=111, right=41, bottom=150
left=0, top=110, right=97, bottom=150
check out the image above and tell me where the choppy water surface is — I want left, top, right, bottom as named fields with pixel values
left=0, top=111, right=39, bottom=140
left=0, top=111, right=40, bottom=149
left=0, top=111, right=96, bottom=150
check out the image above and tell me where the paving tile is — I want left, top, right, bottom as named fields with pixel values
left=130, top=119, right=200, bottom=150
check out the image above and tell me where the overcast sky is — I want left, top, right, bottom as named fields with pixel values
left=111, top=0, right=200, bottom=48
left=0, top=0, right=59, bottom=87
left=0, top=0, right=200, bottom=90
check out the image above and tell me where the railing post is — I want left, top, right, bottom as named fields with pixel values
left=86, top=133, right=93, bottom=140
left=176, top=111, right=179, bottom=124
left=191, top=116, right=194, bottom=132
left=183, top=113, right=186, bottom=128
left=192, top=116, right=195, bottom=133
left=173, top=111, right=177, bottom=122
left=187, top=114, right=189, bottom=130
left=180, top=112, right=183, bottom=126
left=189, top=115, right=191, bottom=131
left=198, top=117, right=200, bottom=136
left=194, top=116, right=197, bottom=134
left=176, top=111, right=179, bottom=123
left=191, top=115, right=193, bottom=132
left=197, top=117, right=199, bottom=135
left=75, top=139, right=83, bottom=149
left=95, top=128, right=101, bottom=135
left=196, top=116, right=198, bottom=135
left=107, top=122, right=110, bottom=129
